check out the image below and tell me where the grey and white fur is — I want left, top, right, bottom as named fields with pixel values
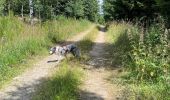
left=49, top=44, right=80, bottom=58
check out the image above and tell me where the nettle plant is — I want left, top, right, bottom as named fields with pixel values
left=126, top=23, right=169, bottom=83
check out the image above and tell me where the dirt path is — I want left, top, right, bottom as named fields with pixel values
left=79, top=28, right=121, bottom=100
left=0, top=26, right=94, bottom=100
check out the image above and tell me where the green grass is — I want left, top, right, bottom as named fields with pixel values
left=107, top=22, right=170, bottom=100
left=32, top=60, right=84, bottom=100
left=121, top=83, right=170, bottom=100
left=0, top=16, right=92, bottom=88
left=32, top=26, right=99, bottom=100
left=106, top=22, right=131, bottom=67
left=77, top=26, right=99, bottom=60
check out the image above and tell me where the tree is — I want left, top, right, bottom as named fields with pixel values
left=156, top=0, right=170, bottom=27
left=83, top=0, right=99, bottom=22
left=103, top=0, right=157, bottom=22
left=0, top=0, right=5, bottom=15
left=65, top=0, right=84, bottom=18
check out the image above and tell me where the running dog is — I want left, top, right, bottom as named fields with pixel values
left=49, top=44, right=80, bottom=58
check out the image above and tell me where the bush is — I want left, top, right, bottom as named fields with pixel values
left=107, top=21, right=170, bottom=99
left=126, top=23, right=169, bottom=82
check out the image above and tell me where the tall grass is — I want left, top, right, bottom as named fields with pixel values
left=107, top=21, right=170, bottom=99
left=0, top=16, right=91, bottom=88
left=32, top=60, right=84, bottom=100
left=106, top=22, right=131, bottom=67
left=44, top=16, right=91, bottom=43
left=78, top=27, right=98, bottom=54
left=0, top=16, right=23, bottom=40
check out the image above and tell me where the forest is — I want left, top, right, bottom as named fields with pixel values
left=0, top=0, right=170, bottom=100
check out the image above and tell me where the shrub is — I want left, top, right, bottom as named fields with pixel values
left=126, top=24, right=169, bottom=82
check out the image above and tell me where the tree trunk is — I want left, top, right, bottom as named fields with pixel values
left=21, top=4, right=23, bottom=20
left=29, top=0, right=33, bottom=25
left=39, top=8, right=41, bottom=20
left=140, top=27, right=144, bottom=44
left=8, top=2, right=10, bottom=16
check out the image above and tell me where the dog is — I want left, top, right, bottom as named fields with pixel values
left=49, top=44, right=80, bottom=58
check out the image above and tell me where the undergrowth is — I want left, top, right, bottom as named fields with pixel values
left=107, top=21, right=170, bottom=99
left=0, top=15, right=91, bottom=88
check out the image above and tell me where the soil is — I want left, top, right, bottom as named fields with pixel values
left=79, top=28, right=122, bottom=100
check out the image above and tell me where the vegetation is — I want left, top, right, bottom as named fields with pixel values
left=0, top=0, right=170, bottom=99
left=104, top=0, right=170, bottom=99
left=32, top=60, right=84, bottom=100
left=32, top=27, right=99, bottom=100
left=77, top=27, right=99, bottom=56
left=103, top=0, right=170, bottom=27
left=0, top=15, right=91, bottom=88
left=0, top=0, right=100, bottom=22
left=107, top=21, right=170, bottom=99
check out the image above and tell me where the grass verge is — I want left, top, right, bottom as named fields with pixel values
left=0, top=16, right=91, bottom=88
left=77, top=26, right=99, bottom=60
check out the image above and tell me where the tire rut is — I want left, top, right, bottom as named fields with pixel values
left=79, top=27, right=121, bottom=100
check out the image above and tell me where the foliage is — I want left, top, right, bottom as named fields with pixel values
left=107, top=22, right=170, bottom=99
left=104, top=0, right=157, bottom=21
left=126, top=23, right=169, bottom=83
left=65, top=0, right=84, bottom=19
left=155, top=0, right=170, bottom=27
left=0, top=0, right=100, bottom=22
left=83, top=0, right=99, bottom=22
left=0, top=0, right=5, bottom=15
left=103, top=0, right=170, bottom=27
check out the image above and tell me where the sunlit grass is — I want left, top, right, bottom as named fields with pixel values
left=77, top=26, right=99, bottom=60
left=0, top=16, right=91, bottom=88
left=32, top=60, right=84, bottom=100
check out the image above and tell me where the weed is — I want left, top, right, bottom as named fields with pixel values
left=107, top=21, right=170, bottom=99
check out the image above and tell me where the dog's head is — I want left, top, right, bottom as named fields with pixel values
left=49, top=47, right=56, bottom=55
left=49, top=46, right=62, bottom=55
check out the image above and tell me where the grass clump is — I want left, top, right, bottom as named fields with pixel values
left=32, top=60, right=84, bottom=100
left=78, top=26, right=98, bottom=54
left=0, top=16, right=23, bottom=40
left=106, top=22, right=131, bottom=67
left=77, top=26, right=98, bottom=62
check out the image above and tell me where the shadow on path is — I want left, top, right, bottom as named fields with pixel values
left=79, top=91, right=104, bottom=100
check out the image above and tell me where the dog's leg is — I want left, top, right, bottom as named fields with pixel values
left=64, top=53, right=69, bottom=61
